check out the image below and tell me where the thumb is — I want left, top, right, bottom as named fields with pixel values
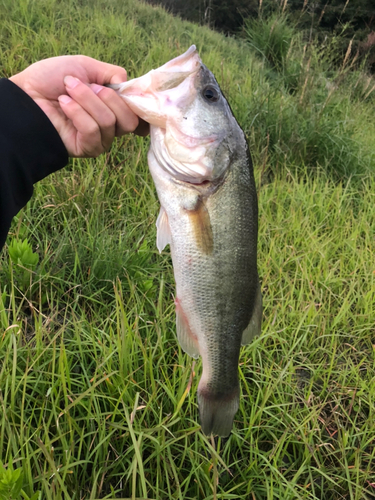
left=110, top=72, right=128, bottom=84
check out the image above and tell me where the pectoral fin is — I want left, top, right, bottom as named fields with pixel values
left=156, top=207, right=172, bottom=253
left=186, top=199, right=213, bottom=255
left=241, top=281, right=262, bottom=345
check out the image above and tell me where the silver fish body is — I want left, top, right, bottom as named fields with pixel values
left=110, top=47, right=262, bottom=436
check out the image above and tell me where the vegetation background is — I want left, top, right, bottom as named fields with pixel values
left=0, top=0, right=374, bottom=499
left=147, top=0, right=375, bottom=70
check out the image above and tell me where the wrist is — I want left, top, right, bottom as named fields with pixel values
left=9, top=73, right=24, bottom=91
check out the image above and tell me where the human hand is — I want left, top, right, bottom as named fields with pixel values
left=10, top=55, right=149, bottom=157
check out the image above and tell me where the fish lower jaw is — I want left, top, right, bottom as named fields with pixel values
left=182, top=178, right=211, bottom=186
left=171, top=171, right=227, bottom=194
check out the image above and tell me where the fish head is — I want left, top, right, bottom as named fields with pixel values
left=155, top=62, right=242, bottom=184
left=111, top=46, right=244, bottom=184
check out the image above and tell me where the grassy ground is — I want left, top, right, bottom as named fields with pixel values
left=0, top=0, right=375, bottom=499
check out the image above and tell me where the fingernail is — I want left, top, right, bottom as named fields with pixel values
left=58, top=94, right=72, bottom=104
left=64, top=75, right=80, bottom=90
left=111, top=74, right=127, bottom=84
left=91, top=83, right=104, bottom=95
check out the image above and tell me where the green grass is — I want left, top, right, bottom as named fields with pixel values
left=241, top=12, right=375, bottom=180
left=1, top=0, right=375, bottom=499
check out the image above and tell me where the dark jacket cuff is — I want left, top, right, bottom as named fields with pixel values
left=0, top=78, right=68, bottom=249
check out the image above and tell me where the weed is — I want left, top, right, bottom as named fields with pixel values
left=0, top=460, right=40, bottom=500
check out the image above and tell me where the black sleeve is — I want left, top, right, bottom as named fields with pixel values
left=0, top=78, right=68, bottom=250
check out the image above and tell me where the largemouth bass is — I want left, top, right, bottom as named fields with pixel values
left=110, top=46, right=262, bottom=437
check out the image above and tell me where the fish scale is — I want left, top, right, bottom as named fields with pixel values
left=110, top=45, right=262, bottom=436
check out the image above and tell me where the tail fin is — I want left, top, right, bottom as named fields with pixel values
left=198, top=383, right=239, bottom=437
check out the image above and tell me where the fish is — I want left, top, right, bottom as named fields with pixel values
left=109, top=45, right=262, bottom=437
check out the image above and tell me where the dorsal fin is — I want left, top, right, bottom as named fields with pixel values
left=241, top=282, right=262, bottom=345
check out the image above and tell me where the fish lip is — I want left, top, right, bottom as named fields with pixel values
left=186, top=179, right=211, bottom=186
left=172, top=172, right=227, bottom=194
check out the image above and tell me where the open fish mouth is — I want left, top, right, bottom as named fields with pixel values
left=106, top=45, right=202, bottom=128
left=151, top=125, right=223, bottom=183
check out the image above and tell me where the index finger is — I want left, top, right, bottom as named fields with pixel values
left=79, top=56, right=128, bottom=86
left=90, top=84, right=140, bottom=136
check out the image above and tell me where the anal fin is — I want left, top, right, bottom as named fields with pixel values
left=241, top=281, right=262, bottom=345
left=175, top=298, right=200, bottom=359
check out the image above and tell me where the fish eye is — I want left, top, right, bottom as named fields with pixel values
left=202, top=85, right=220, bottom=103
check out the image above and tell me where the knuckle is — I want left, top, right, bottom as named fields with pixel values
left=131, top=115, right=140, bottom=129
left=86, top=122, right=100, bottom=137
left=126, top=116, right=140, bottom=133
left=101, top=112, right=116, bottom=130
left=94, top=146, right=104, bottom=157
left=84, top=144, right=103, bottom=158
left=75, top=54, right=89, bottom=66
left=116, top=116, right=139, bottom=136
